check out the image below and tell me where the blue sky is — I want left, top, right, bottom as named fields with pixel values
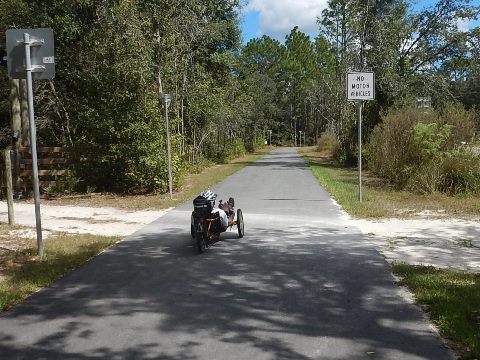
left=240, top=0, right=327, bottom=43
left=240, top=0, right=480, bottom=44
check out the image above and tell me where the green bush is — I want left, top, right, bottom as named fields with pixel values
left=405, top=158, right=444, bottom=194
left=73, top=112, right=184, bottom=194
left=440, top=153, right=480, bottom=195
left=317, top=132, right=339, bottom=155
left=410, top=122, right=452, bottom=162
left=204, top=135, right=248, bottom=164
left=366, top=107, right=429, bottom=187
left=366, top=104, right=480, bottom=195
left=404, top=122, right=452, bottom=194
left=439, top=102, right=477, bottom=148
left=215, top=138, right=247, bottom=164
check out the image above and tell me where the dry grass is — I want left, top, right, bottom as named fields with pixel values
left=0, top=222, right=120, bottom=312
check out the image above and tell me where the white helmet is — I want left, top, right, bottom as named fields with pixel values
left=200, top=189, right=217, bottom=200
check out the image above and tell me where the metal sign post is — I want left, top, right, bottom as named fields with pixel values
left=162, top=94, right=173, bottom=199
left=357, top=101, right=363, bottom=202
left=24, top=32, right=43, bottom=255
left=347, top=71, right=375, bottom=202
left=6, top=28, right=55, bottom=256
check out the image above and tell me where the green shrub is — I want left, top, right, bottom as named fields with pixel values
left=317, top=132, right=339, bottom=155
left=215, top=138, right=247, bottom=164
left=405, top=158, right=444, bottom=194
left=439, top=102, right=477, bottom=148
left=366, top=104, right=480, bottom=195
left=440, top=153, right=480, bottom=195
left=405, top=123, right=452, bottom=194
left=50, top=170, right=81, bottom=194
left=410, top=122, right=452, bottom=163
left=366, top=107, right=426, bottom=186
left=204, top=135, right=249, bottom=164
left=74, top=116, right=183, bottom=194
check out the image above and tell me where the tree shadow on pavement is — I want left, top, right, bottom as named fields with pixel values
left=0, top=222, right=452, bottom=360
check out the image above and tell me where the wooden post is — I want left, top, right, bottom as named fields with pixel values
left=3, top=149, right=14, bottom=225
left=19, top=80, right=30, bottom=146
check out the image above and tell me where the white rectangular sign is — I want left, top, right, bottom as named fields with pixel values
left=347, top=72, right=375, bottom=101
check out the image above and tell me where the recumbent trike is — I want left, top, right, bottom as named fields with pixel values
left=190, top=190, right=244, bottom=253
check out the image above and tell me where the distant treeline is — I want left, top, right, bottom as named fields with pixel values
left=0, top=0, right=479, bottom=193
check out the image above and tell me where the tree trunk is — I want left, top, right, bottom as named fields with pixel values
left=9, top=79, right=22, bottom=195
left=155, top=29, right=164, bottom=98
left=181, top=70, right=187, bottom=156
left=19, top=80, right=30, bottom=146
left=10, top=79, right=21, bottom=145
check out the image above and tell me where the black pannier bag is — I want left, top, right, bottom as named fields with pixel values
left=193, top=195, right=214, bottom=215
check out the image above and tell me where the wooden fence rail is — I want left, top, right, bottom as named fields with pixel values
left=17, top=146, right=96, bottom=190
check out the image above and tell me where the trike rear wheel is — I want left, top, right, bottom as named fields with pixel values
left=196, top=231, right=207, bottom=253
left=190, top=214, right=195, bottom=238
left=237, top=209, right=244, bottom=238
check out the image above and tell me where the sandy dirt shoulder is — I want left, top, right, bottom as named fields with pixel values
left=352, top=216, right=480, bottom=272
left=0, top=201, right=171, bottom=239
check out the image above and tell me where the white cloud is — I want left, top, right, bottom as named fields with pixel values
left=245, top=0, right=328, bottom=40
left=456, top=18, right=471, bottom=32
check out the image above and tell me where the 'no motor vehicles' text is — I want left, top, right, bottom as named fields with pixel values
left=347, top=72, right=375, bottom=101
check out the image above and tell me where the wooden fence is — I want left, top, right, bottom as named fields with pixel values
left=17, top=146, right=95, bottom=190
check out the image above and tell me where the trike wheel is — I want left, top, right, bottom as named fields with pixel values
left=196, top=231, right=207, bottom=253
left=237, top=209, right=244, bottom=238
left=190, top=214, right=195, bottom=238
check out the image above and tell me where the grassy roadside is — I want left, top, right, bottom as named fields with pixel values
left=0, top=149, right=270, bottom=312
left=301, top=148, right=480, bottom=219
left=392, top=264, right=480, bottom=359
left=301, top=147, right=480, bottom=359
left=39, top=149, right=270, bottom=210
left=0, top=224, right=119, bottom=312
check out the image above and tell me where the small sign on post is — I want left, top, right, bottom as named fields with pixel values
left=6, top=28, right=55, bottom=257
left=347, top=71, right=375, bottom=202
left=416, top=96, right=431, bottom=109
left=6, top=28, right=55, bottom=80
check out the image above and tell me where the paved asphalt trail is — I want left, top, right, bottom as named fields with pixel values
left=0, top=148, right=452, bottom=360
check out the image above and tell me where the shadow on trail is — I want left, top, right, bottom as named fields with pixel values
left=0, top=222, right=450, bottom=360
